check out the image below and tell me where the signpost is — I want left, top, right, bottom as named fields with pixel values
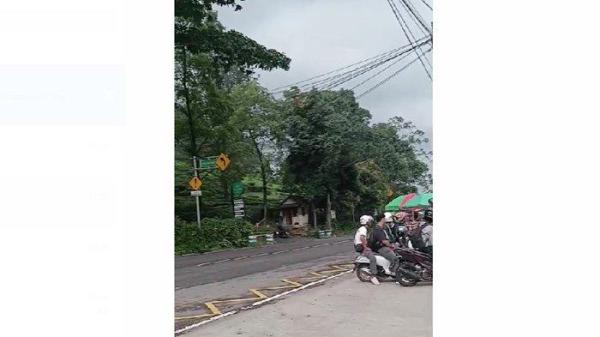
left=233, top=198, right=245, bottom=218
left=192, top=156, right=202, bottom=228
left=189, top=153, right=232, bottom=227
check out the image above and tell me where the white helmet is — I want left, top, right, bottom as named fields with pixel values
left=384, top=212, right=394, bottom=223
left=359, top=215, right=373, bottom=225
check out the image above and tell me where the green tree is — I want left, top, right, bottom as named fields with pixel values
left=174, top=0, right=290, bottom=221
left=230, top=81, right=283, bottom=222
left=282, top=89, right=371, bottom=229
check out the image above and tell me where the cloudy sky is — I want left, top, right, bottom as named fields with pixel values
left=217, top=0, right=432, bottom=140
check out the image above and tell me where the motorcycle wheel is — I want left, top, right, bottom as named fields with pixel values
left=356, top=265, right=373, bottom=282
left=395, top=263, right=418, bottom=287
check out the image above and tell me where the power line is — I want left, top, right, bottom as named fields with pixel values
left=318, top=37, right=431, bottom=90
left=395, top=0, right=428, bottom=37
left=357, top=47, right=431, bottom=99
left=399, top=0, right=432, bottom=35
left=349, top=51, right=413, bottom=91
left=393, top=0, right=432, bottom=69
left=270, top=45, right=413, bottom=92
left=386, top=0, right=432, bottom=80
left=270, top=36, right=431, bottom=94
left=419, top=0, right=433, bottom=11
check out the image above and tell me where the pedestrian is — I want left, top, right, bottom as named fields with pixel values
left=353, top=215, right=379, bottom=285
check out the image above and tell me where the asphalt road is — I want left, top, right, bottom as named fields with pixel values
left=175, top=235, right=354, bottom=290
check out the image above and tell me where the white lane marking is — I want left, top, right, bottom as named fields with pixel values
left=195, top=240, right=352, bottom=267
left=174, top=269, right=353, bottom=335
left=196, top=258, right=231, bottom=267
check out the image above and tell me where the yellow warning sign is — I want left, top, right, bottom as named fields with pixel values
left=189, top=177, right=202, bottom=190
left=215, top=153, right=231, bottom=171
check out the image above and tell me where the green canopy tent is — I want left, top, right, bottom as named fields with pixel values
left=402, top=193, right=433, bottom=209
left=384, top=193, right=432, bottom=211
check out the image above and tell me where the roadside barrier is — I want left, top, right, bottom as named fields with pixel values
left=248, top=234, right=275, bottom=246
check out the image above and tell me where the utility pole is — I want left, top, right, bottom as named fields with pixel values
left=192, top=156, right=201, bottom=228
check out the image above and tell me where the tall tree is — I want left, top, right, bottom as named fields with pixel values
left=282, top=89, right=371, bottom=229
left=230, top=81, right=283, bottom=222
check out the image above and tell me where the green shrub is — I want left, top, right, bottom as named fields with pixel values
left=334, top=222, right=356, bottom=235
left=175, top=217, right=255, bottom=255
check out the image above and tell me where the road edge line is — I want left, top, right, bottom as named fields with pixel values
left=250, top=270, right=352, bottom=307
left=174, top=269, right=353, bottom=335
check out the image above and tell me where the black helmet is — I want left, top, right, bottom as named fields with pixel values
left=424, top=209, right=433, bottom=222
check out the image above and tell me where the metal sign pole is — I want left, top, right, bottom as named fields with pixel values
left=192, top=156, right=201, bottom=228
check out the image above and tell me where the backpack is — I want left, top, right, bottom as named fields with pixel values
left=367, top=229, right=378, bottom=250
left=408, top=226, right=425, bottom=250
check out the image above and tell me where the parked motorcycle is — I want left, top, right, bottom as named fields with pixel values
left=354, top=247, right=432, bottom=286
left=273, top=223, right=290, bottom=238
left=394, top=247, right=432, bottom=286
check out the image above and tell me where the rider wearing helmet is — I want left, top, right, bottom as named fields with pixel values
left=421, top=209, right=433, bottom=256
left=354, top=215, right=379, bottom=285
left=392, top=211, right=410, bottom=247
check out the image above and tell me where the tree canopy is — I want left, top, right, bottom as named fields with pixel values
left=174, top=0, right=431, bottom=226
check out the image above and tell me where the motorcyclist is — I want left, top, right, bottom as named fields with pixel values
left=420, top=209, right=433, bottom=256
left=383, top=212, right=402, bottom=247
left=369, top=214, right=400, bottom=275
left=353, top=215, right=379, bottom=285
left=392, top=211, right=410, bottom=247
left=405, top=209, right=432, bottom=256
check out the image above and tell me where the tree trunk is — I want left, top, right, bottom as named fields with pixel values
left=351, top=204, right=356, bottom=223
left=250, top=135, right=268, bottom=222
left=311, top=200, right=317, bottom=228
left=181, top=47, right=198, bottom=157
left=326, top=192, right=332, bottom=230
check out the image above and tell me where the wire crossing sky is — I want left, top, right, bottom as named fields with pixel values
left=217, top=0, right=432, bottom=143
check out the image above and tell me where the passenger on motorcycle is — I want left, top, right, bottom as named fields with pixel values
left=405, top=209, right=433, bottom=257
left=353, top=215, right=379, bottom=285
left=392, top=211, right=411, bottom=247
left=369, top=214, right=400, bottom=276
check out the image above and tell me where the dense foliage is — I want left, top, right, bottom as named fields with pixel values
left=174, top=0, right=432, bottom=243
left=175, top=217, right=254, bottom=254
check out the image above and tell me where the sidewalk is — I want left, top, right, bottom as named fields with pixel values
left=182, top=273, right=432, bottom=337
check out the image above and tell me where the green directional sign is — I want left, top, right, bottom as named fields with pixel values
left=231, top=181, right=245, bottom=198
left=199, top=156, right=217, bottom=170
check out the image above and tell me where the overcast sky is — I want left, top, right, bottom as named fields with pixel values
left=217, top=0, right=432, bottom=140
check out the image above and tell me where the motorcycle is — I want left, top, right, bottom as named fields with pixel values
left=273, top=224, right=290, bottom=238
left=394, top=247, right=433, bottom=286
left=353, top=247, right=432, bottom=286
left=354, top=252, right=397, bottom=282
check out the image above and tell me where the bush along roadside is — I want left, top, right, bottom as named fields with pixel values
left=175, top=217, right=255, bottom=255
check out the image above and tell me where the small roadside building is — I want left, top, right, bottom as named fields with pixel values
left=278, top=196, right=337, bottom=236
left=279, top=196, right=311, bottom=227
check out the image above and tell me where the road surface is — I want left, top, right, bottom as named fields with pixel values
left=175, top=235, right=354, bottom=290
left=182, top=272, right=432, bottom=337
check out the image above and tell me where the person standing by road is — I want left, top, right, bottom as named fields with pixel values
left=354, top=215, right=379, bottom=285
left=369, top=214, right=399, bottom=275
